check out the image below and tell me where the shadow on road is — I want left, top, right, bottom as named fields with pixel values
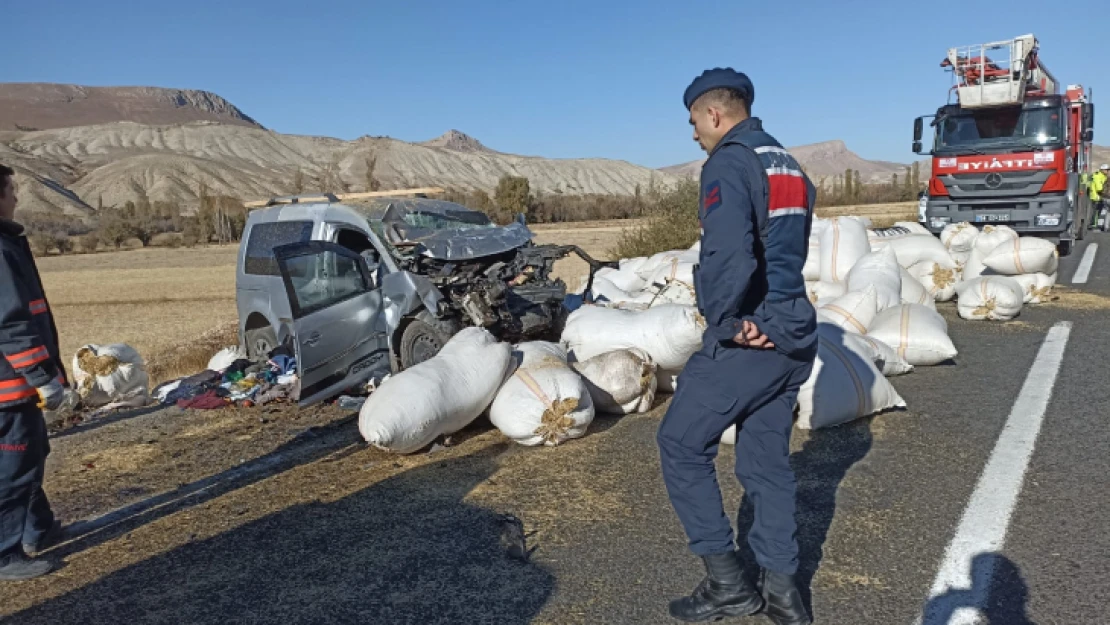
left=12, top=440, right=555, bottom=625
left=49, top=416, right=364, bottom=561
left=921, top=553, right=1036, bottom=625
left=49, top=404, right=166, bottom=440
left=734, top=324, right=877, bottom=617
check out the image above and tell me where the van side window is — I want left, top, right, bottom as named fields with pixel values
left=284, top=249, right=370, bottom=318
left=245, top=221, right=314, bottom=275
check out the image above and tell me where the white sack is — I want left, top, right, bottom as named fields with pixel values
left=981, top=237, right=1060, bottom=276
left=808, top=280, right=848, bottom=304
left=973, top=225, right=1019, bottom=256
left=590, top=276, right=656, bottom=308
left=571, top=348, right=658, bottom=415
left=941, top=222, right=979, bottom=254
left=595, top=267, right=647, bottom=293
left=817, top=286, right=878, bottom=335
left=900, top=266, right=936, bottom=309
left=72, top=344, right=150, bottom=409
left=796, top=325, right=907, bottom=430
left=956, top=276, right=1025, bottom=321
left=842, top=216, right=874, bottom=228
left=646, top=259, right=696, bottom=291
left=847, top=247, right=902, bottom=311
left=950, top=249, right=972, bottom=270
left=879, top=234, right=954, bottom=269
left=359, top=328, right=512, bottom=453
left=962, top=247, right=988, bottom=281
left=490, top=342, right=594, bottom=446
left=634, top=249, right=699, bottom=280
left=819, top=217, right=870, bottom=283
left=868, top=304, right=958, bottom=366
left=894, top=221, right=932, bottom=235
left=207, top=345, right=246, bottom=373
left=846, top=333, right=915, bottom=377
left=908, top=261, right=960, bottom=302
left=650, top=281, right=697, bottom=307
left=868, top=226, right=916, bottom=244
left=803, top=233, right=822, bottom=281
left=1012, top=272, right=1057, bottom=304
left=619, top=256, right=650, bottom=276
left=562, top=304, right=705, bottom=372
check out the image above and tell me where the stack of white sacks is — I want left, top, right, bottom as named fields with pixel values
left=358, top=216, right=1060, bottom=452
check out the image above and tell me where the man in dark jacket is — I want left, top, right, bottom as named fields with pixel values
left=0, top=164, right=68, bottom=580
left=657, top=70, right=817, bottom=624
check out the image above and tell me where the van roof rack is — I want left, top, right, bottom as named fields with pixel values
left=244, top=187, right=446, bottom=209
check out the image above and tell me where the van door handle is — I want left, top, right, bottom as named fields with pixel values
left=305, top=332, right=321, bottom=347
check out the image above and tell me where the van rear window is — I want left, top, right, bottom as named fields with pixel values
left=244, top=221, right=314, bottom=275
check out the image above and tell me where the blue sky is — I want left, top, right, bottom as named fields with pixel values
left=8, top=0, right=1107, bottom=168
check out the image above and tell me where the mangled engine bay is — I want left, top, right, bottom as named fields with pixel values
left=373, top=199, right=613, bottom=342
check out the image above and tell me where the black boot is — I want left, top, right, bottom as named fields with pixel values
left=23, top=520, right=64, bottom=556
left=759, top=569, right=811, bottom=625
left=0, top=552, right=53, bottom=581
left=669, top=551, right=764, bottom=622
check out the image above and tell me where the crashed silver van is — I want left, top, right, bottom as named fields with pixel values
left=235, top=194, right=611, bottom=405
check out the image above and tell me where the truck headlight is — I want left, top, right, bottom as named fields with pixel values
left=929, top=216, right=951, bottom=229
left=1035, top=214, right=1061, bottom=226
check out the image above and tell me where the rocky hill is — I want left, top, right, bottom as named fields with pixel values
left=0, top=83, right=263, bottom=131
left=5, top=123, right=678, bottom=221
left=1, top=84, right=679, bottom=222
left=662, top=139, right=923, bottom=185
left=419, top=129, right=499, bottom=154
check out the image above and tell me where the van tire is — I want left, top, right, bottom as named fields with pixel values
left=246, top=327, right=278, bottom=361
left=400, top=320, right=450, bottom=370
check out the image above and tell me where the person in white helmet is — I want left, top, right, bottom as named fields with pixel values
left=1092, top=165, right=1108, bottom=230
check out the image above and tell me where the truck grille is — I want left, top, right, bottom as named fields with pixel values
left=939, top=170, right=1051, bottom=199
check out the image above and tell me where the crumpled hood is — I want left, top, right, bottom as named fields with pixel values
left=414, top=221, right=535, bottom=261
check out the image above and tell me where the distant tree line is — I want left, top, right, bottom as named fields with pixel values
left=22, top=164, right=926, bottom=257
left=23, top=184, right=249, bottom=256
left=814, top=162, right=923, bottom=207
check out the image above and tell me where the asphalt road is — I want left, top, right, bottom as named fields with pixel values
left=4, top=233, right=1110, bottom=625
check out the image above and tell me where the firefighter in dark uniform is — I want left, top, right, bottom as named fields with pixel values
left=0, top=164, right=68, bottom=580
left=657, top=70, right=818, bottom=624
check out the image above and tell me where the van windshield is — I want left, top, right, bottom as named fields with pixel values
left=403, top=209, right=494, bottom=232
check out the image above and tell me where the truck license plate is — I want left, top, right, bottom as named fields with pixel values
left=975, top=212, right=1010, bottom=223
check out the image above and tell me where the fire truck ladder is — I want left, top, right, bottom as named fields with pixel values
left=941, top=34, right=1058, bottom=108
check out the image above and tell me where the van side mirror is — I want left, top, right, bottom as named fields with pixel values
left=913, top=117, right=924, bottom=142
left=912, top=141, right=923, bottom=154
left=1084, top=103, right=1095, bottom=131
left=1082, top=129, right=1094, bottom=142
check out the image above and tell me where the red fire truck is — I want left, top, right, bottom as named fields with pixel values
left=914, top=34, right=1096, bottom=255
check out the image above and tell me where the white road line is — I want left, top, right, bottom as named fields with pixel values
left=1071, top=243, right=1098, bottom=284
left=917, top=322, right=1072, bottom=625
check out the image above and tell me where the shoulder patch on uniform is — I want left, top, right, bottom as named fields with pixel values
left=703, top=180, right=722, bottom=216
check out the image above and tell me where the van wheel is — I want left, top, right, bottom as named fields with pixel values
left=245, top=327, right=278, bottom=361
left=400, top=320, right=449, bottom=369
left=1057, top=239, right=1074, bottom=257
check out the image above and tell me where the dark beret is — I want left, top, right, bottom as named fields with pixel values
left=683, top=68, right=754, bottom=110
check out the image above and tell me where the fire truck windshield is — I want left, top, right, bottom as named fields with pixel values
left=934, top=105, right=1064, bottom=155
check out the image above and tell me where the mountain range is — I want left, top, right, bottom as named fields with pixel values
left=3, top=83, right=1106, bottom=223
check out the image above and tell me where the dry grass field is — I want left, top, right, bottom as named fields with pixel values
left=36, top=246, right=240, bottom=380
left=36, top=203, right=916, bottom=383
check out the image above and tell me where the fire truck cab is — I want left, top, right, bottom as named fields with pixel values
left=913, top=34, right=1095, bottom=256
